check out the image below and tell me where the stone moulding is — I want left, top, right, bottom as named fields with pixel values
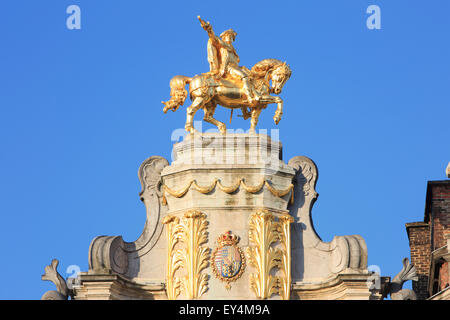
left=291, top=273, right=376, bottom=300
left=162, top=210, right=210, bottom=299
left=161, top=177, right=294, bottom=205
left=247, top=210, right=293, bottom=300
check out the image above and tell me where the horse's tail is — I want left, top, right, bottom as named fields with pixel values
left=162, top=75, right=192, bottom=113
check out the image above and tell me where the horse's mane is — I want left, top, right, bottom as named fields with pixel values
left=251, top=59, right=284, bottom=78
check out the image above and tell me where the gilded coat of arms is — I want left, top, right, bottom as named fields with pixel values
left=211, top=231, right=246, bottom=289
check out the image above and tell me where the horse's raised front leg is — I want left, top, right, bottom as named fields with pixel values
left=185, top=97, right=205, bottom=134
left=203, top=103, right=227, bottom=134
left=273, top=97, right=283, bottom=125
left=249, top=107, right=263, bottom=134
left=254, top=95, right=283, bottom=124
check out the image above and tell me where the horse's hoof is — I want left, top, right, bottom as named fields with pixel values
left=191, top=128, right=202, bottom=135
left=217, top=124, right=227, bottom=135
left=185, top=127, right=195, bottom=135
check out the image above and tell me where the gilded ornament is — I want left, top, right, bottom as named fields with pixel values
left=162, top=215, right=183, bottom=300
left=246, top=210, right=294, bottom=299
left=179, top=211, right=210, bottom=299
left=162, top=211, right=210, bottom=299
left=277, top=213, right=294, bottom=300
left=247, top=210, right=282, bottom=299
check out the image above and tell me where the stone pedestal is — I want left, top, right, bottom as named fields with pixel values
left=69, top=133, right=376, bottom=300
left=161, top=133, right=294, bottom=299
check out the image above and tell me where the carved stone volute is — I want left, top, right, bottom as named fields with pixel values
left=88, top=235, right=128, bottom=274
left=87, top=156, right=169, bottom=277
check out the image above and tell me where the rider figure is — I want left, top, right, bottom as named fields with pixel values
left=199, top=17, right=260, bottom=104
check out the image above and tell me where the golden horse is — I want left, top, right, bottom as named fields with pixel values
left=162, top=59, right=291, bottom=134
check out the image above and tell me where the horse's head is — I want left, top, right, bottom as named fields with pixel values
left=271, top=62, right=292, bottom=94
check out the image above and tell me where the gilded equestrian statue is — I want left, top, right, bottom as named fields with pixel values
left=162, top=17, right=292, bottom=134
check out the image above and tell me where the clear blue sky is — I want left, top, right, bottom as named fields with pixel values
left=0, top=1, right=448, bottom=299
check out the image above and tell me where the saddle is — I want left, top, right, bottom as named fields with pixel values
left=202, top=66, right=258, bottom=90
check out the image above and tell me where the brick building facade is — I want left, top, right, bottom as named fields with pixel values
left=406, top=177, right=450, bottom=300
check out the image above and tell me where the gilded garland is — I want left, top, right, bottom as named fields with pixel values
left=162, top=178, right=294, bottom=205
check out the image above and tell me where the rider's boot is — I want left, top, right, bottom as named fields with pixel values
left=243, top=77, right=258, bottom=104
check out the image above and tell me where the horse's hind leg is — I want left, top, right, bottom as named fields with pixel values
left=185, top=97, right=205, bottom=134
left=249, top=107, right=262, bottom=134
left=203, top=103, right=227, bottom=134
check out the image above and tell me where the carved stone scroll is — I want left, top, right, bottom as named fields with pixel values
left=288, top=156, right=369, bottom=285
left=135, top=156, right=170, bottom=254
left=87, top=156, right=169, bottom=278
left=329, top=235, right=368, bottom=274
left=89, top=236, right=128, bottom=275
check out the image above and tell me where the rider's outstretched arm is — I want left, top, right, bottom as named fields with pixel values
left=198, top=16, right=220, bottom=44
